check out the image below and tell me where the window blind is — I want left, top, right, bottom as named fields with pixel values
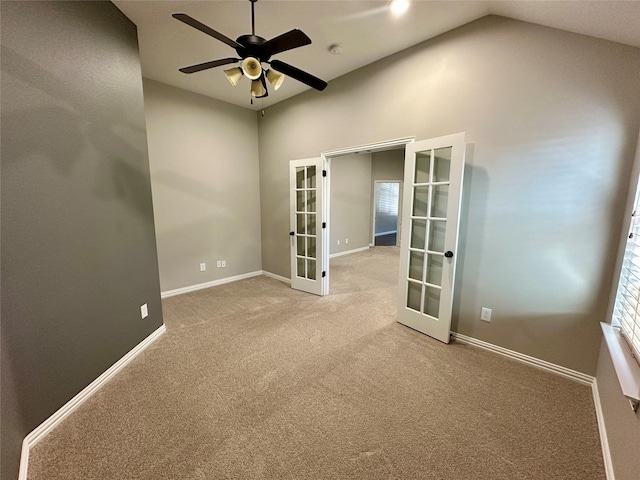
left=613, top=207, right=640, bottom=364
left=376, top=183, right=399, bottom=215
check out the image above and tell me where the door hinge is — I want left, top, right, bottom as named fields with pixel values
left=322, top=222, right=326, bottom=229
left=322, top=170, right=327, bottom=177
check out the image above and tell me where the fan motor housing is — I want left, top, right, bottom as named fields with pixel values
left=236, top=34, right=271, bottom=61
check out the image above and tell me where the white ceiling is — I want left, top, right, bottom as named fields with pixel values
left=114, top=1, right=640, bottom=111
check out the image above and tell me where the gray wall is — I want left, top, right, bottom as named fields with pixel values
left=371, top=150, right=405, bottom=182
left=329, top=154, right=372, bottom=255
left=142, top=79, right=262, bottom=292
left=1, top=2, right=163, bottom=479
left=258, top=15, right=640, bottom=376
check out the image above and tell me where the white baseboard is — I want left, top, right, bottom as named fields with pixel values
left=161, top=271, right=263, bottom=298
left=329, top=246, right=370, bottom=259
left=450, top=332, right=595, bottom=385
left=591, top=379, right=615, bottom=480
left=261, top=270, right=291, bottom=284
left=18, top=324, right=166, bottom=480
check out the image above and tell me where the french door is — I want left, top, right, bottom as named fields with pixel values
left=289, top=157, right=327, bottom=296
left=397, top=133, right=466, bottom=343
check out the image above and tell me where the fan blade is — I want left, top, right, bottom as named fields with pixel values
left=179, top=58, right=239, bottom=74
left=262, top=29, right=311, bottom=56
left=172, top=13, right=243, bottom=50
left=270, top=60, right=327, bottom=91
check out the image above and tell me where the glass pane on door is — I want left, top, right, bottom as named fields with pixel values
left=307, top=166, right=316, bottom=188
left=308, top=237, right=316, bottom=258
left=296, top=167, right=305, bottom=189
left=296, top=191, right=305, bottom=212
left=297, top=236, right=306, bottom=256
left=433, top=147, right=452, bottom=182
left=413, top=186, right=429, bottom=217
left=307, top=190, right=316, bottom=212
left=428, top=221, right=446, bottom=253
left=425, top=254, right=443, bottom=286
left=410, top=219, right=427, bottom=249
left=407, top=281, right=422, bottom=312
left=431, top=185, right=448, bottom=218
left=423, top=287, right=441, bottom=317
left=415, top=152, right=431, bottom=183
left=307, top=214, right=316, bottom=235
left=408, top=251, right=424, bottom=281
left=307, top=259, right=316, bottom=280
left=296, top=214, right=305, bottom=234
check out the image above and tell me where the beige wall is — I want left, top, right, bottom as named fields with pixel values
left=143, top=79, right=262, bottom=292
left=258, top=16, right=640, bottom=375
left=329, top=153, right=372, bottom=254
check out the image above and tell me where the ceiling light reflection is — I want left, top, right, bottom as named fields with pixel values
left=389, top=0, right=410, bottom=16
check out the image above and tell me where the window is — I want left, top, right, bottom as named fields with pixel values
left=612, top=206, right=640, bottom=365
left=376, top=182, right=400, bottom=216
left=607, top=175, right=640, bottom=412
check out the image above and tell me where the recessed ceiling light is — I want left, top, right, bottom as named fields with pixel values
left=389, top=0, right=410, bottom=16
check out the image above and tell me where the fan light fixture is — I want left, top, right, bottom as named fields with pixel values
left=251, top=78, right=267, bottom=97
left=266, top=69, right=285, bottom=91
left=241, top=57, right=262, bottom=80
left=224, top=67, right=243, bottom=86
left=226, top=64, right=285, bottom=95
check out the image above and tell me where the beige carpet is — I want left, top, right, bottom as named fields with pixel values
left=28, top=247, right=605, bottom=479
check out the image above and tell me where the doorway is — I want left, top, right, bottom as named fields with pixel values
left=289, top=133, right=466, bottom=346
left=289, top=137, right=414, bottom=296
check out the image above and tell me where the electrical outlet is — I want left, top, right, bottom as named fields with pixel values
left=345, top=238, right=349, bottom=244
left=337, top=240, right=340, bottom=245
left=221, top=260, right=226, bottom=267
left=200, top=263, right=206, bottom=272
left=480, top=307, right=492, bottom=322
left=140, top=303, right=148, bottom=319
left=217, top=260, right=222, bottom=268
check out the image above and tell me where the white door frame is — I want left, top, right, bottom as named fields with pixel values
left=372, top=180, right=403, bottom=247
left=321, top=136, right=415, bottom=295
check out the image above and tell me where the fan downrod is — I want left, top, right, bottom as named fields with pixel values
left=250, top=0, right=257, bottom=36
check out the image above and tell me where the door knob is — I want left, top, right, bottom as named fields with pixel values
left=444, top=251, right=454, bottom=258
left=289, top=231, right=295, bottom=236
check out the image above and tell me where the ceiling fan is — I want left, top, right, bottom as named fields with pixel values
left=172, top=0, right=327, bottom=100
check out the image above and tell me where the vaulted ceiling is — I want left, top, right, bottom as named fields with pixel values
left=114, top=1, right=640, bottom=111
